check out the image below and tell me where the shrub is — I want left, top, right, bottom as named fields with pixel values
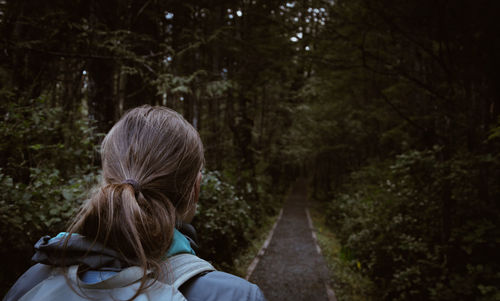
left=0, top=98, right=100, bottom=294
left=193, top=170, right=255, bottom=271
left=326, top=148, right=500, bottom=300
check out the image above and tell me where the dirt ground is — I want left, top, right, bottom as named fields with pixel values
left=249, top=183, right=331, bottom=301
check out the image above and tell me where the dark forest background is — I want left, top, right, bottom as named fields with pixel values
left=1, top=0, right=499, bottom=300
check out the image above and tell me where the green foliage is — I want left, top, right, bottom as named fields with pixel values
left=325, top=149, right=500, bottom=300
left=193, top=170, right=254, bottom=271
left=193, top=169, right=285, bottom=272
left=0, top=98, right=99, bottom=293
left=1, top=98, right=99, bottom=180
left=310, top=200, right=376, bottom=301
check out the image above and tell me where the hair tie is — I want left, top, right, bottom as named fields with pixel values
left=122, top=179, right=141, bottom=193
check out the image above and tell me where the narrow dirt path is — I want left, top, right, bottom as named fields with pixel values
left=249, top=183, right=333, bottom=301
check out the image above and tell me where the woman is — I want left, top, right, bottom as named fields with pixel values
left=4, top=106, right=266, bottom=301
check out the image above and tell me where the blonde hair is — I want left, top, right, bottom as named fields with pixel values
left=66, top=105, right=203, bottom=298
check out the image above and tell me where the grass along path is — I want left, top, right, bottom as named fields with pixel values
left=232, top=209, right=283, bottom=278
left=308, top=200, right=375, bottom=301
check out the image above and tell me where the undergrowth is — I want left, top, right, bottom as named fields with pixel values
left=309, top=200, right=376, bottom=301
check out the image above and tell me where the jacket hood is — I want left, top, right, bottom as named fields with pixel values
left=32, top=223, right=200, bottom=271
left=32, top=234, right=133, bottom=271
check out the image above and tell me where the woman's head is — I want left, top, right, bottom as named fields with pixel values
left=100, top=105, right=203, bottom=221
left=67, top=105, right=203, bottom=287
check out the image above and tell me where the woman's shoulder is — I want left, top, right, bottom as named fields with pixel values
left=180, top=271, right=266, bottom=301
left=3, top=263, right=53, bottom=301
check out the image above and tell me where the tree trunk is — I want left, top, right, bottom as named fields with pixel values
left=87, top=59, right=116, bottom=133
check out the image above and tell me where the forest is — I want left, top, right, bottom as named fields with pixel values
left=1, top=0, right=499, bottom=300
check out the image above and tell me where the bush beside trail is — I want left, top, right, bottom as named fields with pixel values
left=194, top=170, right=280, bottom=272
left=323, top=149, right=500, bottom=300
left=0, top=99, right=100, bottom=295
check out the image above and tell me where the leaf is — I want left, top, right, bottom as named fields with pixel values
left=62, top=189, right=74, bottom=201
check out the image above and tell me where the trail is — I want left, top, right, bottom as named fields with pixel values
left=248, top=183, right=335, bottom=301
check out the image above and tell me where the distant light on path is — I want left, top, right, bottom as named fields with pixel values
left=82, top=70, right=87, bottom=75
left=236, top=10, right=242, bottom=17
left=290, top=37, right=298, bottom=42
left=297, top=32, right=303, bottom=39
left=305, top=46, right=310, bottom=51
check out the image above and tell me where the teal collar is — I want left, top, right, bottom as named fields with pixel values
left=166, top=228, right=196, bottom=257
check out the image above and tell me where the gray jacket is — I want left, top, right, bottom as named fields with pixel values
left=3, top=228, right=266, bottom=301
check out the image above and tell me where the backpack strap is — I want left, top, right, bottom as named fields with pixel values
left=66, top=254, right=215, bottom=290
left=166, top=253, right=216, bottom=289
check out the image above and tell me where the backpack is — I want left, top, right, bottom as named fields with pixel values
left=18, top=253, right=216, bottom=301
